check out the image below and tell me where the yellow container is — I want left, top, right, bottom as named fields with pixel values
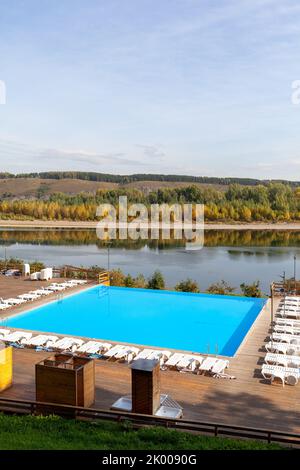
left=0, top=346, right=13, bottom=391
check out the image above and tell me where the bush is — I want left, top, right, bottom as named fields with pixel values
left=175, top=279, right=200, bottom=293
left=147, top=270, right=165, bottom=290
left=109, top=269, right=126, bottom=286
left=240, top=281, right=263, bottom=297
left=206, top=280, right=236, bottom=295
left=133, top=274, right=147, bottom=289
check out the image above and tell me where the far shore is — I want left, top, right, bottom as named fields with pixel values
left=0, top=219, right=300, bottom=230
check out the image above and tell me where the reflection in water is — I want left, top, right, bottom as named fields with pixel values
left=0, top=229, right=299, bottom=294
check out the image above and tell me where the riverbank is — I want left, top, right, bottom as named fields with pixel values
left=0, top=219, right=300, bottom=230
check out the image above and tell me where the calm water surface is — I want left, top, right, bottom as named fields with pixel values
left=0, top=229, right=299, bottom=294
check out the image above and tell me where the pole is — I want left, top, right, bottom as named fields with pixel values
left=270, top=283, right=273, bottom=325
left=294, top=255, right=297, bottom=293
left=108, top=243, right=110, bottom=273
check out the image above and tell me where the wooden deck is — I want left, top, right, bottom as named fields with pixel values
left=0, top=275, right=95, bottom=321
left=1, top=293, right=300, bottom=433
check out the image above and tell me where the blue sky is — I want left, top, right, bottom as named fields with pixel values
left=0, top=0, right=300, bottom=179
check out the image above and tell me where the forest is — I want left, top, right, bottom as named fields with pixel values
left=0, top=171, right=299, bottom=187
left=0, top=182, right=298, bottom=222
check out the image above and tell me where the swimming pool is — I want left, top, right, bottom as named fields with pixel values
left=4, top=286, right=266, bottom=356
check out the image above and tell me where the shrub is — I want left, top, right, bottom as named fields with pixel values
left=147, top=270, right=165, bottom=290
left=240, top=281, right=262, bottom=297
left=175, top=279, right=200, bottom=293
left=206, top=280, right=235, bottom=295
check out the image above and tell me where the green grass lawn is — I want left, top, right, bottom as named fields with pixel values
left=0, top=414, right=284, bottom=450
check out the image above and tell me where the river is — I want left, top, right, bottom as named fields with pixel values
left=0, top=229, right=299, bottom=294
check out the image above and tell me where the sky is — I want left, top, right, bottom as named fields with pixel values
left=0, top=0, right=300, bottom=179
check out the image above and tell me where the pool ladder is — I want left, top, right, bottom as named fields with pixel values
left=98, top=285, right=109, bottom=299
left=206, top=344, right=219, bottom=355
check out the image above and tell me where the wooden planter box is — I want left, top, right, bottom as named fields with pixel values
left=0, top=346, right=13, bottom=392
left=35, top=354, right=95, bottom=415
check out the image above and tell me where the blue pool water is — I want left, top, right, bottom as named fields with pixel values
left=4, top=286, right=266, bottom=356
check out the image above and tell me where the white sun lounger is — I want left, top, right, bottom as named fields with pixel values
left=133, top=349, right=156, bottom=361
left=176, top=354, right=203, bottom=372
left=165, top=353, right=186, bottom=367
left=22, top=335, right=59, bottom=348
left=45, top=285, right=65, bottom=292
left=277, top=305, right=300, bottom=312
left=261, top=364, right=299, bottom=386
left=265, top=341, right=300, bottom=355
left=76, top=340, right=111, bottom=355
left=271, top=333, right=300, bottom=345
left=5, top=298, right=27, bottom=305
left=114, top=346, right=140, bottom=363
left=85, top=342, right=112, bottom=355
left=273, top=324, right=300, bottom=335
left=102, top=344, right=125, bottom=359
left=65, top=280, right=86, bottom=285
left=4, top=331, right=32, bottom=345
left=51, top=337, right=84, bottom=352
left=275, top=319, right=300, bottom=328
left=0, top=303, right=10, bottom=310
left=284, top=296, right=300, bottom=302
left=146, top=350, right=172, bottom=365
left=198, top=356, right=219, bottom=373
left=265, top=353, right=300, bottom=368
left=211, top=359, right=229, bottom=375
left=279, top=301, right=300, bottom=308
left=18, top=293, right=41, bottom=301
left=276, top=309, right=300, bottom=319
left=29, top=289, right=52, bottom=296
left=0, top=328, right=10, bottom=339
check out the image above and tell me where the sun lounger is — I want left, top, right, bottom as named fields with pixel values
left=275, top=319, right=300, bottom=328
left=284, top=296, right=300, bottom=302
left=45, top=284, right=65, bottom=292
left=0, top=328, right=10, bottom=339
left=265, top=341, right=300, bottom=355
left=76, top=340, right=111, bottom=355
left=102, top=344, right=125, bottom=359
left=276, top=309, right=300, bottom=319
left=22, top=335, right=59, bottom=348
left=29, top=289, right=52, bottom=296
left=165, top=353, right=186, bottom=368
left=86, top=342, right=112, bottom=355
left=176, top=354, right=203, bottom=372
left=133, top=349, right=156, bottom=361
left=146, top=350, right=172, bottom=365
left=265, top=353, right=300, bottom=368
left=279, top=301, right=300, bottom=308
left=276, top=305, right=300, bottom=313
left=261, top=364, right=299, bottom=386
left=271, top=333, right=300, bottom=345
left=0, top=303, right=10, bottom=310
left=273, top=324, right=300, bottom=335
left=51, top=337, right=84, bottom=352
left=5, top=298, right=26, bottom=305
left=18, top=293, right=41, bottom=301
left=211, top=359, right=229, bottom=375
left=4, top=331, right=32, bottom=345
left=114, top=346, right=140, bottom=363
left=198, top=356, right=219, bottom=373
